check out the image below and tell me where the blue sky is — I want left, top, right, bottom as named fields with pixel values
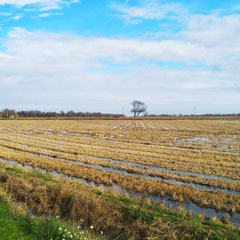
left=0, top=0, right=239, bottom=115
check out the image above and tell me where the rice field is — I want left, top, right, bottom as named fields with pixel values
left=0, top=118, right=239, bottom=225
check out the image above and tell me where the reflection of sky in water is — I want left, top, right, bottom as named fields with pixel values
left=0, top=157, right=239, bottom=224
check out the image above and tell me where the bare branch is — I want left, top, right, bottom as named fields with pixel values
left=131, top=100, right=147, bottom=117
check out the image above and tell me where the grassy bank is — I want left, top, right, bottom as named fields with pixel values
left=0, top=194, right=97, bottom=240
left=0, top=163, right=239, bottom=239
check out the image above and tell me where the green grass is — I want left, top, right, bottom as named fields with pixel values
left=95, top=190, right=240, bottom=239
left=0, top=196, right=36, bottom=240
left=4, top=167, right=23, bottom=174
left=96, top=190, right=186, bottom=223
left=1, top=163, right=240, bottom=240
left=0, top=195, right=96, bottom=240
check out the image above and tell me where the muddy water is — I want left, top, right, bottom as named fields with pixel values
left=122, top=122, right=132, bottom=129
left=1, top=131, right=239, bottom=159
left=182, top=137, right=212, bottom=142
left=111, top=124, right=122, bottom=130
left=16, top=149, right=239, bottom=196
left=0, top=157, right=239, bottom=225
left=0, top=136, right=238, bottom=183
left=151, top=121, right=169, bottom=130
left=147, top=123, right=155, bottom=129
left=140, top=121, right=147, bottom=129
left=0, top=142, right=239, bottom=195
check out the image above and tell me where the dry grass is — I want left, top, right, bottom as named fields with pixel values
left=0, top=119, right=239, bottom=220
left=146, top=218, right=194, bottom=240
left=0, top=146, right=239, bottom=214
left=0, top=138, right=239, bottom=191
left=0, top=164, right=239, bottom=240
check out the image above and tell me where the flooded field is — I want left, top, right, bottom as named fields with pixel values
left=0, top=119, right=239, bottom=224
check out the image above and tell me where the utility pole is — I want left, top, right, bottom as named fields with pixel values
left=194, top=106, right=197, bottom=115
left=122, top=107, right=124, bottom=116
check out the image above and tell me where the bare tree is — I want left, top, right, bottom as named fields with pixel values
left=131, top=100, right=147, bottom=117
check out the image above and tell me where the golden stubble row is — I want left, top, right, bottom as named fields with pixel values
left=0, top=146, right=239, bottom=214
left=1, top=132, right=239, bottom=171
left=0, top=121, right=238, bottom=147
left=1, top=130, right=239, bottom=169
left=0, top=133, right=239, bottom=181
left=1, top=120, right=239, bottom=160
left=0, top=139, right=239, bottom=192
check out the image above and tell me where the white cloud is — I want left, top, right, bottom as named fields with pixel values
left=2, top=28, right=214, bottom=66
left=35, top=12, right=62, bottom=18
left=36, top=12, right=50, bottom=17
left=12, top=13, right=23, bottom=20
left=180, top=14, right=240, bottom=70
left=0, top=12, right=239, bottom=113
left=110, top=0, right=186, bottom=23
left=0, top=0, right=79, bottom=11
left=232, top=4, right=240, bottom=11
left=0, top=12, right=12, bottom=16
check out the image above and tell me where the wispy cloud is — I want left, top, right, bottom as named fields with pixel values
left=106, top=0, right=130, bottom=24
left=35, top=12, right=62, bottom=18
left=12, top=14, right=23, bottom=20
left=0, top=12, right=12, bottom=16
left=0, top=14, right=239, bottom=113
left=110, top=0, right=186, bottom=23
left=232, top=4, right=240, bottom=11
left=0, top=0, right=239, bottom=113
left=0, top=0, right=79, bottom=11
left=37, top=12, right=50, bottom=18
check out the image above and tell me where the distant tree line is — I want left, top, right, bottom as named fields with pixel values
left=0, top=108, right=124, bottom=119
left=0, top=108, right=239, bottom=119
left=148, top=113, right=240, bottom=117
